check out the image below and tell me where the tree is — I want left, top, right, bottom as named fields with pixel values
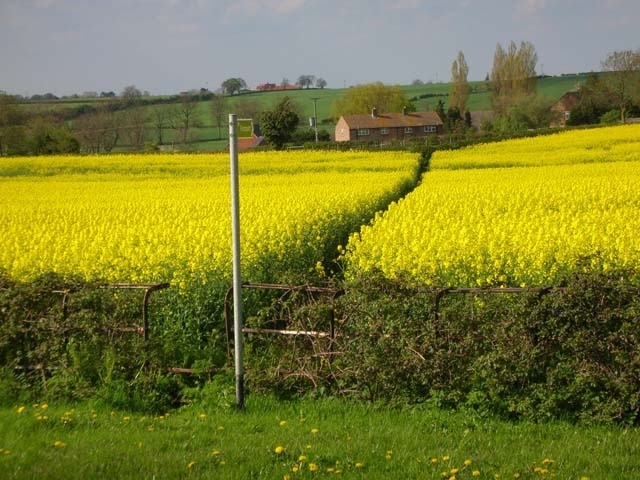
left=0, top=94, right=27, bottom=155
left=260, top=96, right=299, bottom=150
left=221, top=78, right=247, bottom=95
left=600, top=49, right=640, bottom=123
left=27, top=117, right=79, bottom=154
left=151, top=104, right=177, bottom=146
left=315, top=78, right=327, bottom=89
left=331, top=82, right=414, bottom=117
left=297, top=75, right=316, bottom=89
left=234, top=99, right=264, bottom=122
left=120, top=107, right=149, bottom=150
left=490, top=41, right=538, bottom=112
left=120, top=85, right=142, bottom=104
left=450, top=51, right=470, bottom=113
left=174, top=93, right=202, bottom=146
left=210, top=94, right=229, bottom=139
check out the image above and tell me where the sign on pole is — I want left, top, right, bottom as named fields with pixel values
left=237, top=119, right=254, bottom=139
left=229, top=114, right=245, bottom=410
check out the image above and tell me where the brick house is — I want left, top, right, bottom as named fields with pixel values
left=550, top=88, right=582, bottom=127
left=335, top=108, right=444, bottom=142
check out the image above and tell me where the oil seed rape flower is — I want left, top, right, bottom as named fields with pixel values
left=274, top=445, right=285, bottom=454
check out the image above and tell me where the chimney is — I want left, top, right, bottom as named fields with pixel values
left=402, top=106, right=407, bottom=116
left=371, top=107, right=377, bottom=118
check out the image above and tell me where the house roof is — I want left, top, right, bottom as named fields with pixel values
left=340, top=111, right=443, bottom=129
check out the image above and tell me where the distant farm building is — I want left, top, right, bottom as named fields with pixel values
left=550, top=88, right=582, bottom=127
left=335, top=109, right=443, bottom=142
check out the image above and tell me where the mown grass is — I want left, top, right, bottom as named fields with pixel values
left=1, top=391, right=637, bottom=479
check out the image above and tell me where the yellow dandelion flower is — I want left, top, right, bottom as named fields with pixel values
left=17, top=406, right=25, bottom=414
left=306, top=444, right=312, bottom=449
left=326, top=467, right=335, bottom=473
left=212, top=449, right=221, bottom=456
left=473, top=470, right=481, bottom=477
left=449, top=476, right=457, bottom=480
left=219, top=460, right=226, bottom=465
left=580, top=477, right=590, bottom=480
left=431, top=457, right=439, bottom=464
left=464, top=459, right=472, bottom=466
left=53, top=441, right=66, bottom=448
left=284, top=476, right=291, bottom=480
left=217, top=425, right=224, bottom=430
left=299, top=455, right=308, bottom=462
left=542, top=458, right=554, bottom=465
left=309, top=463, right=318, bottom=472
left=292, top=465, right=299, bottom=473
left=513, top=473, right=521, bottom=479
left=187, top=461, right=196, bottom=469
left=274, top=445, right=285, bottom=454
left=311, top=428, right=319, bottom=434
left=443, top=455, right=450, bottom=461
left=450, top=468, right=459, bottom=474
left=355, top=462, right=364, bottom=469
left=41, top=403, right=48, bottom=410
left=199, top=413, right=207, bottom=419
left=279, top=420, right=287, bottom=427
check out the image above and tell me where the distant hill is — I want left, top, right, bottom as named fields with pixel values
left=16, top=74, right=590, bottom=152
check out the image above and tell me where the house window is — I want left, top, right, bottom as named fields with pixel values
left=424, top=125, right=437, bottom=133
left=404, top=127, right=413, bottom=134
left=380, top=128, right=389, bottom=135
left=357, top=128, right=370, bottom=136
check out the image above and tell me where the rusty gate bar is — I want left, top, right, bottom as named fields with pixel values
left=107, top=282, right=170, bottom=340
left=224, top=282, right=344, bottom=364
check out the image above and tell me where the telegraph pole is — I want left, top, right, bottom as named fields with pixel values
left=311, top=97, right=320, bottom=143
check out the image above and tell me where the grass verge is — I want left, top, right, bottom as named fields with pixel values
left=1, top=393, right=637, bottom=479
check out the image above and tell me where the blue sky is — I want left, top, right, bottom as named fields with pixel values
left=1, top=0, right=638, bottom=96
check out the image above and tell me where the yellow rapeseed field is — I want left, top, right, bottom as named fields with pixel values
left=431, top=124, right=640, bottom=170
left=345, top=125, right=640, bottom=287
left=0, top=151, right=419, bottom=286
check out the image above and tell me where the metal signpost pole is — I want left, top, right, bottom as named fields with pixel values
left=229, top=113, right=244, bottom=410
left=311, top=97, right=319, bottom=143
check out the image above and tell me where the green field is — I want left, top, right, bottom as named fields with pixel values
left=1, top=395, right=637, bottom=479
left=19, top=74, right=588, bottom=152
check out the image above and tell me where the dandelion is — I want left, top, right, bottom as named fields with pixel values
left=311, top=428, right=319, bottom=434
left=274, top=445, right=285, bottom=455
left=219, top=460, right=226, bottom=466
left=212, top=450, right=221, bottom=456
left=513, top=474, right=521, bottom=479
left=199, top=413, right=207, bottom=419
left=187, top=461, right=196, bottom=469
left=53, top=441, right=66, bottom=448
left=431, top=458, right=439, bottom=464
left=355, top=462, right=364, bottom=469
left=309, top=463, right=318, bottom=472
left=542, top=458, right=554, bottom=465
left=17, top=406, right=25, bottom=414
left=450, top=468, right=459, bottom=474
left=443, top=455, right=451, bottom=461
left=299, top=455, right=308, bottom=462
left=464, top=459, right=472, bottom=466
left=279, top=420, right=287, bottom=427
left=217, top=425, right=224, bottom=431
left=579, top=477, right=590, bottom=480
left=284, top=476, right=291, bottom=480
left=292, top=465, right=299, bottom=473
left=473, top=470, right=481, bottom=477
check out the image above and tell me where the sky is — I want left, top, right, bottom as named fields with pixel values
left=1, top=0, right=639, bottom=97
